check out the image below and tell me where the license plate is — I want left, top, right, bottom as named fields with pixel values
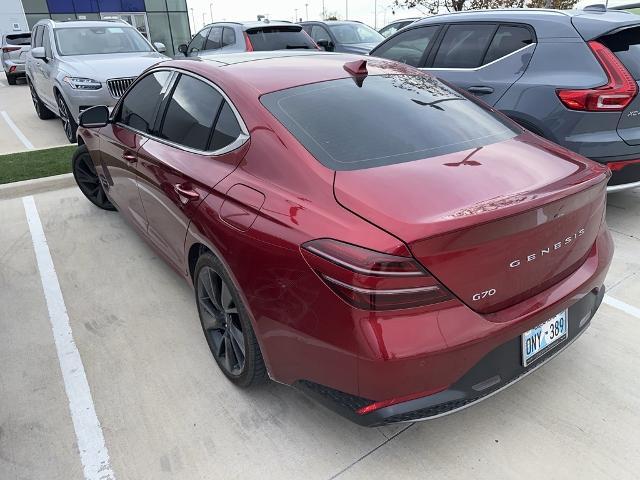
left=521, top=310, right=568, bottom=367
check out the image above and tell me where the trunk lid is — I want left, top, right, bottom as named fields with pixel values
left=333, top=134, right=609, bottom=314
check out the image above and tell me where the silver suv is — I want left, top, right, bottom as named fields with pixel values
left=26, top=19, right=168, bottom=142
left=2, top=32, right=31, bottom=85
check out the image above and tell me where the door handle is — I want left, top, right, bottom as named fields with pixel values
left=174, top=183, right=200, bottom=203
left=467, top=86, right=494, bottom=95
left=122, top=151, right=137, bottom=163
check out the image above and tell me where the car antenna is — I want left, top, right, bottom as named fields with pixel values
left=343, top=59, right=368, bottom=87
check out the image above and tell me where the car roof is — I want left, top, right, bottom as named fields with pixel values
left=35, top=19, right=136, bottom=29
left=301, top=20, right=365, bottom=25
left=200, top=20, right=295, bottom=31
left=161, top=51, right=418, bottom=95
left=411, top=8, right=640, bottom=40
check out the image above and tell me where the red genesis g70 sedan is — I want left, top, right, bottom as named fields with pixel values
left=72, top=52, right=613, bottom=426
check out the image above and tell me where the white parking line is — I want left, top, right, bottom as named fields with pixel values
left=604, top=294, right=640, bottom=319
left=22, top=196, right=116, bottom=480
left=1, top=110, right=34, bottom=149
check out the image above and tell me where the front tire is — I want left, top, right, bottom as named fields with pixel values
left=56, top=91, right=78, bottom=143
left=194, top=252, right=267, bottom=387
left=72, top=145, right=115, bottom=211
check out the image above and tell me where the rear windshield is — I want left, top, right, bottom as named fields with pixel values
left=5, top=33, right=31, bottom=45
left=599, top=27, right=640, bottom=80
left=246, top=26, right=317, bottom=51
left=261, top=74, right=518, bottom=171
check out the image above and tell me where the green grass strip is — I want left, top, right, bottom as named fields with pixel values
left=0, top=145, right=75, bottom=185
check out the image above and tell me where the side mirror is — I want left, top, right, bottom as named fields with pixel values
left=79, top=105, right=110, bottom=128
left=316, top=40, right=334, bottom=52
left=177, top=44, right=188, bottom=55
left=153, top=42, right=166, bottom=53
left=31, top=46, right=46, bottom=59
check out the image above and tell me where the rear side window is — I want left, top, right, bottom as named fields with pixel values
left=159, top=75, right=224, bottom=150
left=373, top=26, right=439, bottom=67
left=432, top=24, right=496, bottom=68
left=246, top=26, right=317, bottom=51
left=599, top=27, right=640, bottom=80
left=119, top=71, right=171, bottom=133
left=483, top=25, right=533, bottom=64
left=6, top=33, right=31, bottom=45
left=211, top=102, right=242, bottom=150
left=222, top=27, right=236, bottom=47
left=261, top=75, right=517, bottom=171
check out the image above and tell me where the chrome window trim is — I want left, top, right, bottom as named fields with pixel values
left=422, top=42, right=535, bottom=72
left=114, top=66, right=250, bottom=157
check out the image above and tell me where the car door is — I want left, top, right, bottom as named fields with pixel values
left=371, top=25, right=441, bottom=68
left=99, top=70, right=173, bottom=231
left=424, top=23, right=536, bottom=106
left=135, top=72, right=248, bottom=270
left=39, top=26, right=56, bottom=106
left=29, top=26, right=44, bottom=90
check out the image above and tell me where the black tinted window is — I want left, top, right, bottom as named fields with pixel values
left=222, top=27, right=236, bottom=46
left=261, top=75, right=516, bottom=171
left=189, top=28, right=209, bottom=53
left=483, top=25, right=533, bottom=64
left=246, top=26, right=317, bottom=50
left=6, top=33, right=31, bottom=45
left=600, top=27, right=640, bottom=80
left=373, top=26, right=439, bottom=67
left=205, top=27, right=222, bottom=50
left=159, top=75, right=223, bottom=150
left=211, top=102, right=242, bottom=150
left=433, top=24, right=496, bottom=68
left=120, top=71, right=171, bottom=133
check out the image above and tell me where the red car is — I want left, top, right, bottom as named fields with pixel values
left=73, top=51, right=613, bottom=426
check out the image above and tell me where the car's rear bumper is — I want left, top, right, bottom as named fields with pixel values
left=589, top=154, right=640, bottom=191
left=296, top=285, right=605, bottom=427
left=3, top=60, right=26, bottom=75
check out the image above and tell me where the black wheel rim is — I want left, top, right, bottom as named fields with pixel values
left=56, top=94, right=74, bottom=141
left=30, top=83, right=40, bottom=115
left=197, top=267, right=246, bottom=376
left=75, top=153, right=108, bottom=206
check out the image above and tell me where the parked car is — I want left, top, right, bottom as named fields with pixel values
left=378, top=17, right=420, bottom=37
left=301, top=20, right=384, bottom=53
left=370, top=8, right=640, bottom=192
left=26, top=19, right=168, bottom=143
left=72, top=51, right=612, bottom=426
left=1, top=32, right=31, bottom=85
left=177, top=20, right=318, bottom=57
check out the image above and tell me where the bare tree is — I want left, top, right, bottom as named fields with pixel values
left=393, top=0, right=576, bottom=14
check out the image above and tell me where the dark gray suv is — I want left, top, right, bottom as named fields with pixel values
left=370, top=8, right=640, bottom=191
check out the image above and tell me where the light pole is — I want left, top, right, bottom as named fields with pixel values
left=294, top=8, right=299, bottom=22
left=189, top=8, right=195, bottom=33
left=209, top=3, right=214, bottom=23
left=322, top=0, right=325, bottom=20
left=346, top=0, right=349, bottom=19
left=202, top=12, right=206, bottom=29
left=305, top=3, right=309, bottom=20
left=374, top=0, right=377, bottom=29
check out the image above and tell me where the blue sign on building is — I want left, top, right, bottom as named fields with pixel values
left=46, top=0, right=145, bottom=13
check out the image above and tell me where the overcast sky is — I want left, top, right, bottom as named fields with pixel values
left=185, top=0, right=636, bottom=33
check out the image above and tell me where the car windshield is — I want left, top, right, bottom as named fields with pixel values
left=261, top=74, right=518, bottom=171
left=246, top=26, right=317, bottom=50
left=328, top=23, right=383, bottom=44
left=54, top=27, right=152, bottom=56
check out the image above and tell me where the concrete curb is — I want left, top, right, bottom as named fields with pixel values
left=0, top=173, right=75, bottom=200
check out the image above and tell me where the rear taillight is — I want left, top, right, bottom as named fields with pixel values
left=243, top=32, right=254, bottom=52
left=301, top=239, right=453, bottom=311
left=2, top=46, right=21, bottom=53
left=607, top=158, right=640, bottom=172
left=557, top=41, right=638, bottom=111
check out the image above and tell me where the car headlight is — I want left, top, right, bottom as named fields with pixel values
left=63, top=77, right=102, bottom=90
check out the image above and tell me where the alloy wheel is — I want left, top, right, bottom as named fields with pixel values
left=75, top=152, right=109, bottom=207
left=197, top=266, right=246, bottom=376
left=56, top=94, right=74, bottom=142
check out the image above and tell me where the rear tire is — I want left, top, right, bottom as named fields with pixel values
left=72, top=145, right=115, bottom=211
left=6, top=73, right=17, bottom=86
left=28, top=77, right=54, bottom=119
left=194, top=252, right=267, bottom=388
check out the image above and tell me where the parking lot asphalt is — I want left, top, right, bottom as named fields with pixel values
left=1, top=185, right=640, bottom=480
left=0, top=76, right=69, bottom=154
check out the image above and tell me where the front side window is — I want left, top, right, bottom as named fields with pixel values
left=373, top=26, right=439, bottom=67
left=483, top=25, right=533, bottom=65
left=261, top=74, right=517, bottom=170
left=33, top=26, right=43, bottom=48
left=205, top=26, right=222, bottom=50
left=158, top=74, right=224, bottom=150
left=119, top=71, right=172, bottom=133
left=432, top=24, right=496, bottom=68
left=54, top=26, right=152, bottom=56
left=188, top=27, right=209, bottom=54
left=310, top=25, right=330, bottom=43
left=328, top=23, right=383, bottom=44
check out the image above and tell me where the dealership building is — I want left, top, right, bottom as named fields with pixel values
left=0, top=0, right=190, bottom=56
